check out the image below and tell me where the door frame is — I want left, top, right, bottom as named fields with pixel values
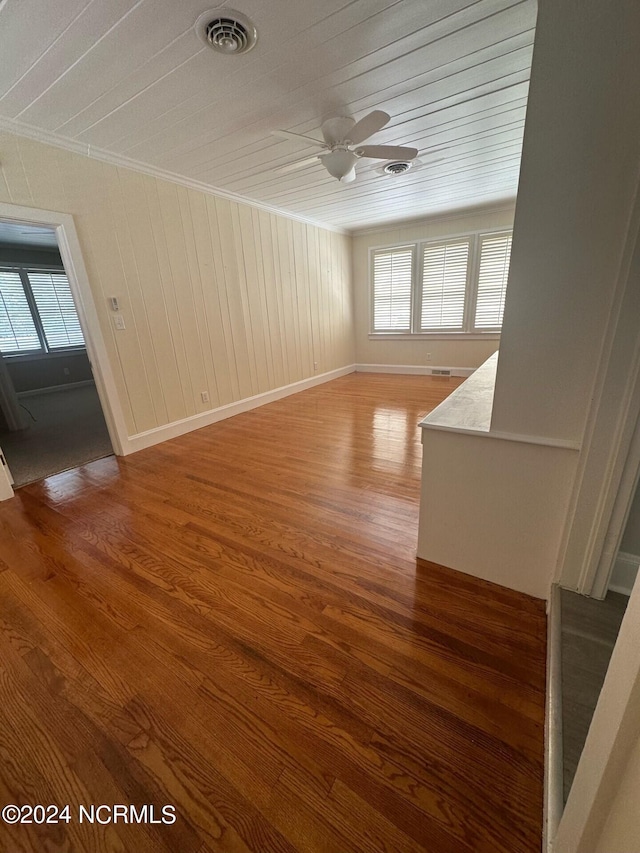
left=591, top=402, right=640, bottom=599
left=555, top=180, right=640, bottom=597
left=0, top=201, right=130, bottom=499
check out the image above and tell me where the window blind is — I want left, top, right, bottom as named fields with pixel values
left=420, top=240, right=469, bottom=330
left=474, top=234, right=512, bottom=329
left=0, top=270, right=41, bottom=353
left=28, top=271, right=85, bottom=349
left=372, top=247, right=413, bottom=331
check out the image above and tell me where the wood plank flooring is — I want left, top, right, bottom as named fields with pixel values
left=0, top=373, right=546, bottom=853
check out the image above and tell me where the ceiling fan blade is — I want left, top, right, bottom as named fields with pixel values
left=348, top=110, right=390, bottom=144
left=339, top=168, right=356, bottom=184
left=357, top=145, right=418, bottom=160
left=272, top=129, right=325, bottom=147
left=275, top=154, right=322, bottom=174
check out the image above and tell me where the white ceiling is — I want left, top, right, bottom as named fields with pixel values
left=0, top=0, right=536, bottom=231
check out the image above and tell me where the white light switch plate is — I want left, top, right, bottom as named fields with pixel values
left=113, top=314, right=126, bottom=330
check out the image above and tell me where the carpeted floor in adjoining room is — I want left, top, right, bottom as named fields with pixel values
left=0, top=383, right=113, bottom=486
left=561, top=587, right=628, bottom=802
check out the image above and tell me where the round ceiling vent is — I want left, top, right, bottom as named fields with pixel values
left=195, top=9, right=258, bottom=55
left=383, top=161, right=412, bottom=175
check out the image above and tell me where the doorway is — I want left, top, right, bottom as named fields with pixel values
left=560, top=587, right=629, bottom=802
left=0, top=202, right=130, bottom=499
left=0, top=220, right=113, bottom=485
left=560, top=477, right=639, bottom=799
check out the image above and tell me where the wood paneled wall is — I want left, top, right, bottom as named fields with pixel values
left=0, top=132, right=354, bottom=436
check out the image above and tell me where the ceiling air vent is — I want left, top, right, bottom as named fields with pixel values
left=195, top=9, right=258, bottom=55
left=383, top=161, right=412, bottom=175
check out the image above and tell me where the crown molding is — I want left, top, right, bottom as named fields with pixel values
left=350, top=200, right=517, bottom=237
left=0, top=116, right=349, bottom=235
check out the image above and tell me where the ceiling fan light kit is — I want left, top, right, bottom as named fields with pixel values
left=273, top=110, right=419, bottom=184
left=320, top=150, right=359, bottom=180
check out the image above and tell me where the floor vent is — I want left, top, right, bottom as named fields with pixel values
left=432, top=369, right=451, bottom=376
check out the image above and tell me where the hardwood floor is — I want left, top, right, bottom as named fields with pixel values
left=0, top=373, right=546, bottom=853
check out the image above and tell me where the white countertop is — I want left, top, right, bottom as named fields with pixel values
left=419, top=351, right=498, bottom=434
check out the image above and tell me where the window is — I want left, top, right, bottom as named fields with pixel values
left=0, top=266, right=85, bottom=356
left=372, top=246, right=414, bottom=332
left=420, top=239, right=470, bottom=331
left=474, top=233, right=512, bottom=329
left=371, top=229, right=512, bottom=336
left=0, top=270, right=41, bottom=352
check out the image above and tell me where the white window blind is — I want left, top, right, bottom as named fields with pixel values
left=0, top=270, right=41, bottom=353
left=372, top=247, right=413, bottom=331
left=28, top=271, right=85, bottom=350
left=474, top=233, right=512, bottom=329
left=420, top=240, right=469, bottom=330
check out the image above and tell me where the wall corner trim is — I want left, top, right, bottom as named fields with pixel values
left=125, top=365, right=356, bottom=454
left=544, top=584, right=564, bottom=852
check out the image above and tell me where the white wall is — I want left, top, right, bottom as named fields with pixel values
left=492, top=0, right=640, bottom=596
left=0, top=132, right=354, bottom=441
left=490, top=2, right=640, bottom=446
left=417, top=0, right=640, bottom=602
left=419, top=429, right=577, bottom=599
left=594, top=733, right=640, bottom=852
left=352, top=205, right=514, bottom=369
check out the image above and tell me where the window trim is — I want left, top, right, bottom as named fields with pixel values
left=369, top=227, right=512, bottom=338
left=0, top=262, right=86, bottom=357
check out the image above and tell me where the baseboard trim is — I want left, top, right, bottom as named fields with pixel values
left=18, top=380, right=95, bottom=397
left=544, top=583, right=564, bottom=852
left=126, top=365, right=356, bottom=454
left=608, top=551, right=640, bottom=596
left=355, top=363, right=475, bottom=378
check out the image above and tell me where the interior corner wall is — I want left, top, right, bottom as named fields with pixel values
left=0, top=132, right=355, bottom=441
left=490, top=0, right=640, bottom=445
left=351, top=204, right=515, bottom=369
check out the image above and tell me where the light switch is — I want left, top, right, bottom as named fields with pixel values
left=113, top=314, right=126, bottom=330
left=109, top=296, right=120, bottom=311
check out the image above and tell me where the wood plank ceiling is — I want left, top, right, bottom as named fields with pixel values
left=0, top=0, right=536, bottom=230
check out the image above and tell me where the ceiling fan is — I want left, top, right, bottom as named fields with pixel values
left=272, top=111, right=418, bottom=183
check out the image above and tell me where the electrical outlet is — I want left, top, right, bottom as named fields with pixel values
left=426, top=352, right=432, bottom=361
left=113, top=314, right=126, bottom=330
left=201, top=391, right=210, bottom=404
left=313, top=361, right=318, bottom=371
